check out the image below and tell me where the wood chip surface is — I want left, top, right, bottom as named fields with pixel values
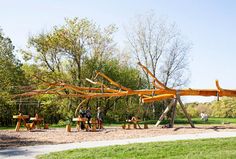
left=1, top=125, right=236, bottom=149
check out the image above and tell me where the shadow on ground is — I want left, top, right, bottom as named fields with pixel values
left=173, top=126, right=236, bottom=132
left=0, top=148, right=34, bottom=157
left=0, top=132, right=54, bottom=150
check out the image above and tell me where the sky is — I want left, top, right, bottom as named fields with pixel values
left=1, top=0, right=236, bottom=103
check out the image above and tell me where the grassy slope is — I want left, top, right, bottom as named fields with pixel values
left=38, top=137, right=236, bottom=159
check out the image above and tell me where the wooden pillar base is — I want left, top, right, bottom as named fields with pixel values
left=66, top=124, right=71, bottom=132
left=15, top=121, right=21, bottom=132
left=122, top=124, right=125, bottom=129
left=92, top=124, right=97, bottom=132
left=126, top=124, right=131, bottom=130
left=144, top=123, right=148, bottom=129
left=44, top=124, right=49, bottom=129
left=85, top=124, right=89, bottom=131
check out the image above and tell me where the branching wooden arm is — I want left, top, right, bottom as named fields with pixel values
left=215, top=80, right=223, bottom=92
left=95, top=71, right=133, bottom=92
left=142, top=94, right=175, bottom=103
left=85, top=78, right=119, bottom=93
left=14, top=63, right=236, bottom=104
left=137, top=62, right=170, bottom=90
left=75, top=99, right=88, bottom=116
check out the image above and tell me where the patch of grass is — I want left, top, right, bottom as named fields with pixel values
left=177, top=117, right=236, bottom=125
left=0, top=126, right=15, bottom=130
left=38, top=137, right=236, bottom=159
left=139, top=117, right=236, bottom=125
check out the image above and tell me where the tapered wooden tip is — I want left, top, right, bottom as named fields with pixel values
left=215, top=80, right=221, bottom=91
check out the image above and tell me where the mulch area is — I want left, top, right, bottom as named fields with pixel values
left=1, top=124, right=236, bottom=150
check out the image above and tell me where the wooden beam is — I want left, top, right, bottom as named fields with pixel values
left=137, top=62, right=169, bottom=90
left=95, top=71, right=132, bottom=91
left=155, top=99, right=176, bottom=127
left=75, top=99, right=88, bottom=116
left=169, top=99, right=177, bottom=128
left=177, top=96, right=195, bottom=128
left=85, top=78, right=119, bottom=93
left=142, top=94, right=175, bottom=103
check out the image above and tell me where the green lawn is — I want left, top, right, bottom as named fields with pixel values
left=134, top=117, right=236, bottom=125
left=173, top=117, right=236, bottom=125
left=38, top=137, right=236, bottom=159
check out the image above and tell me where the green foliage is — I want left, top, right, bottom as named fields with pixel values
left=38, top=137, right=236, bottom=159
left=0, top=17, right=194, bottom=127
left=211, top=97, right=236, bottom=118
left=0, top=29, right=27, bottom=126
left=177, top=97, right=236, bottom=118
left=25, top=17, right=117, bottom=86
left=82, top=59, right=146, bottom=121
left=18, top=18, right=148, bottom=125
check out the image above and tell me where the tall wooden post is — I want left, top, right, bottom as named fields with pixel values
left=177, top=96, right=195, bottom=128
left=15, top=119, right=21, bottom=132
left=155, top=99, right=175, bottom=127
left=169, top=99, right=177, bottom=128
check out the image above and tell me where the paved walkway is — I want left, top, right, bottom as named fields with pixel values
left=1, top=131, right=236, bottom=159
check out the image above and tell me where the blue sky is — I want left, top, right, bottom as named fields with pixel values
left=1, top=0, right=236, bottom=102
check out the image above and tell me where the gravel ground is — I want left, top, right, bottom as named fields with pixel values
left=1, top=124, right=236, bottom=150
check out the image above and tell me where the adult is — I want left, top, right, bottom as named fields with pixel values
left=86, top=107, right=92, bottom=128
left=79, top=107, right=86, bottom=118
left=97, top=107, right=104, bottom=129
left=79, top=106, right=86, bottom=129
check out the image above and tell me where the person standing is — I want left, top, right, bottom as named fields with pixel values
left=97, top=107, right=103, bottom=129
left=79, top=106, right=86, bottom=129
left=86, top=107, right=92, bottom=128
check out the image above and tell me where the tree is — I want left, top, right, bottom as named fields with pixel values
left=25, top=18, right=117, bottom=86
left=0, top=29, right=26, bottom=126
left=82, top=58, right=145, bottom=118
left=21, top=18, right=118, bottom=122
left=211, top=97, right=236, bottom=118
left=21, top=18, right=148, bottom=122
left=126, top=12, right=190, bottom=88
left=126, top=12, right=191, bottom=120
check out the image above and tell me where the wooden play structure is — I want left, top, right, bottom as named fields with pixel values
left=15, top=62, right=236, bottom=128
left=13, top=113, right=44, bottom=131
left=123, top=117, right=145, bottom=130
left=29, top=113, right=44, bottom=129
left=72, top=117, right=98, bottom=132
left=13, top=113, right=30, bottom=131
left=72, top=116, right=88, bottom=131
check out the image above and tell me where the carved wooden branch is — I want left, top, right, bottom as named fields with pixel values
left=15, top=63, right=236, bottom=104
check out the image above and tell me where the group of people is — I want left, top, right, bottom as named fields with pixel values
left=79, top=106, right=103, bottom=130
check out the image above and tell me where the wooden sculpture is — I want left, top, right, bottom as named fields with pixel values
left=15, top=63, right=236, bottom=128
